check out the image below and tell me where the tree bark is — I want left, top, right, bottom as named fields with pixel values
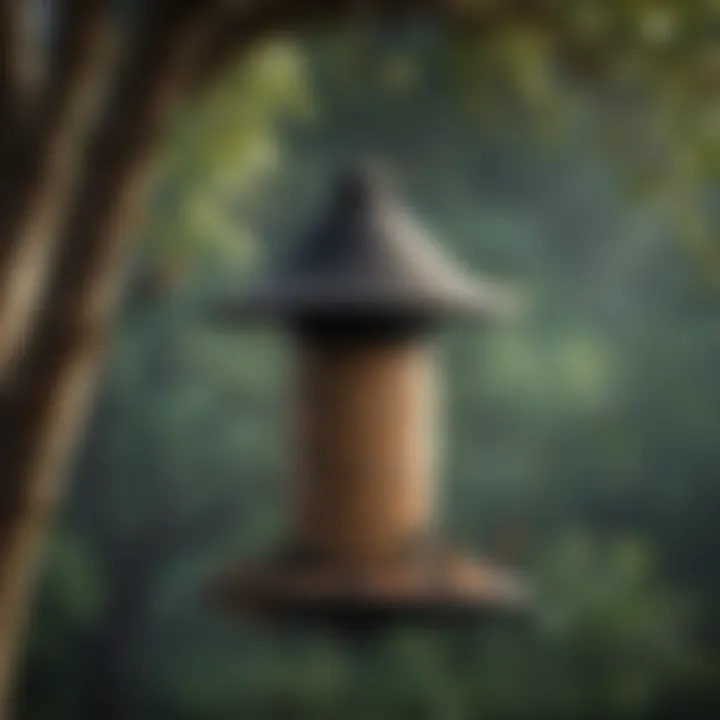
left=0, top=0, right=114, bottom=379
left=0, top=2, right=219, bottom=711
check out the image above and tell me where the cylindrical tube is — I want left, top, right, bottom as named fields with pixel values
left=289, top=339, right=438, bottom=565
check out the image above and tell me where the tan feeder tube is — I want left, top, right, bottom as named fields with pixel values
left=289, top=337, right=440, bottom=567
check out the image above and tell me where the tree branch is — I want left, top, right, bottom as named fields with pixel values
left=0, top=0, right=214, bottom=514
left=0, top=0, right=113, bottom=380
left=0, top=1, right=221, bottom=706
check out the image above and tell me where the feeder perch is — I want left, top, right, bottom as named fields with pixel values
left=209, top=164, right=527, bottom=628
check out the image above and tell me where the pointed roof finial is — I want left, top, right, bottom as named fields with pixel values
left=215, top=162, right=508, bottom=324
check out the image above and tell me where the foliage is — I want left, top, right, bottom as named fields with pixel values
left=143, top=41, right=312, bottom=272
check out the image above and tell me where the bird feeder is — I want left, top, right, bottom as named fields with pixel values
left=210, top=165, right=526, bottom=627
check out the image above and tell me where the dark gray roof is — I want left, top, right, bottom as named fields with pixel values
left=215, top=164, right=505, bottom=323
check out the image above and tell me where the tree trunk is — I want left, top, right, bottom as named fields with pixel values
left=0, top=3, right=218, bottom=712
left=0, top=0, right=114, bottom=378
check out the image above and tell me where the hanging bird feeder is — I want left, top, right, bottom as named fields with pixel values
left=209, top=164, right=526, bottom=628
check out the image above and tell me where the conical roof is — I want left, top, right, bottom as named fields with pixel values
left=216, top=164, right=504, bottom=324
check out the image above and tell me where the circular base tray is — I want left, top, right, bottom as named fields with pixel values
left=209, top=547, right=528, bottom=629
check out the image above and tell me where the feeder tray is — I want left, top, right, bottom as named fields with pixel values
left=211, top=545, right=527, bottom=629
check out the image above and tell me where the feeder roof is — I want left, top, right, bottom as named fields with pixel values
left=216, top=164, right=506, bottom=323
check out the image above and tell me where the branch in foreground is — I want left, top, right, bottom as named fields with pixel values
left=0, top=0, right=113, bottom=381
left=0, top=1, right=220, bottom=707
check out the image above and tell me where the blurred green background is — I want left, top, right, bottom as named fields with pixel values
left=17, top=24, right=720, bottom=720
